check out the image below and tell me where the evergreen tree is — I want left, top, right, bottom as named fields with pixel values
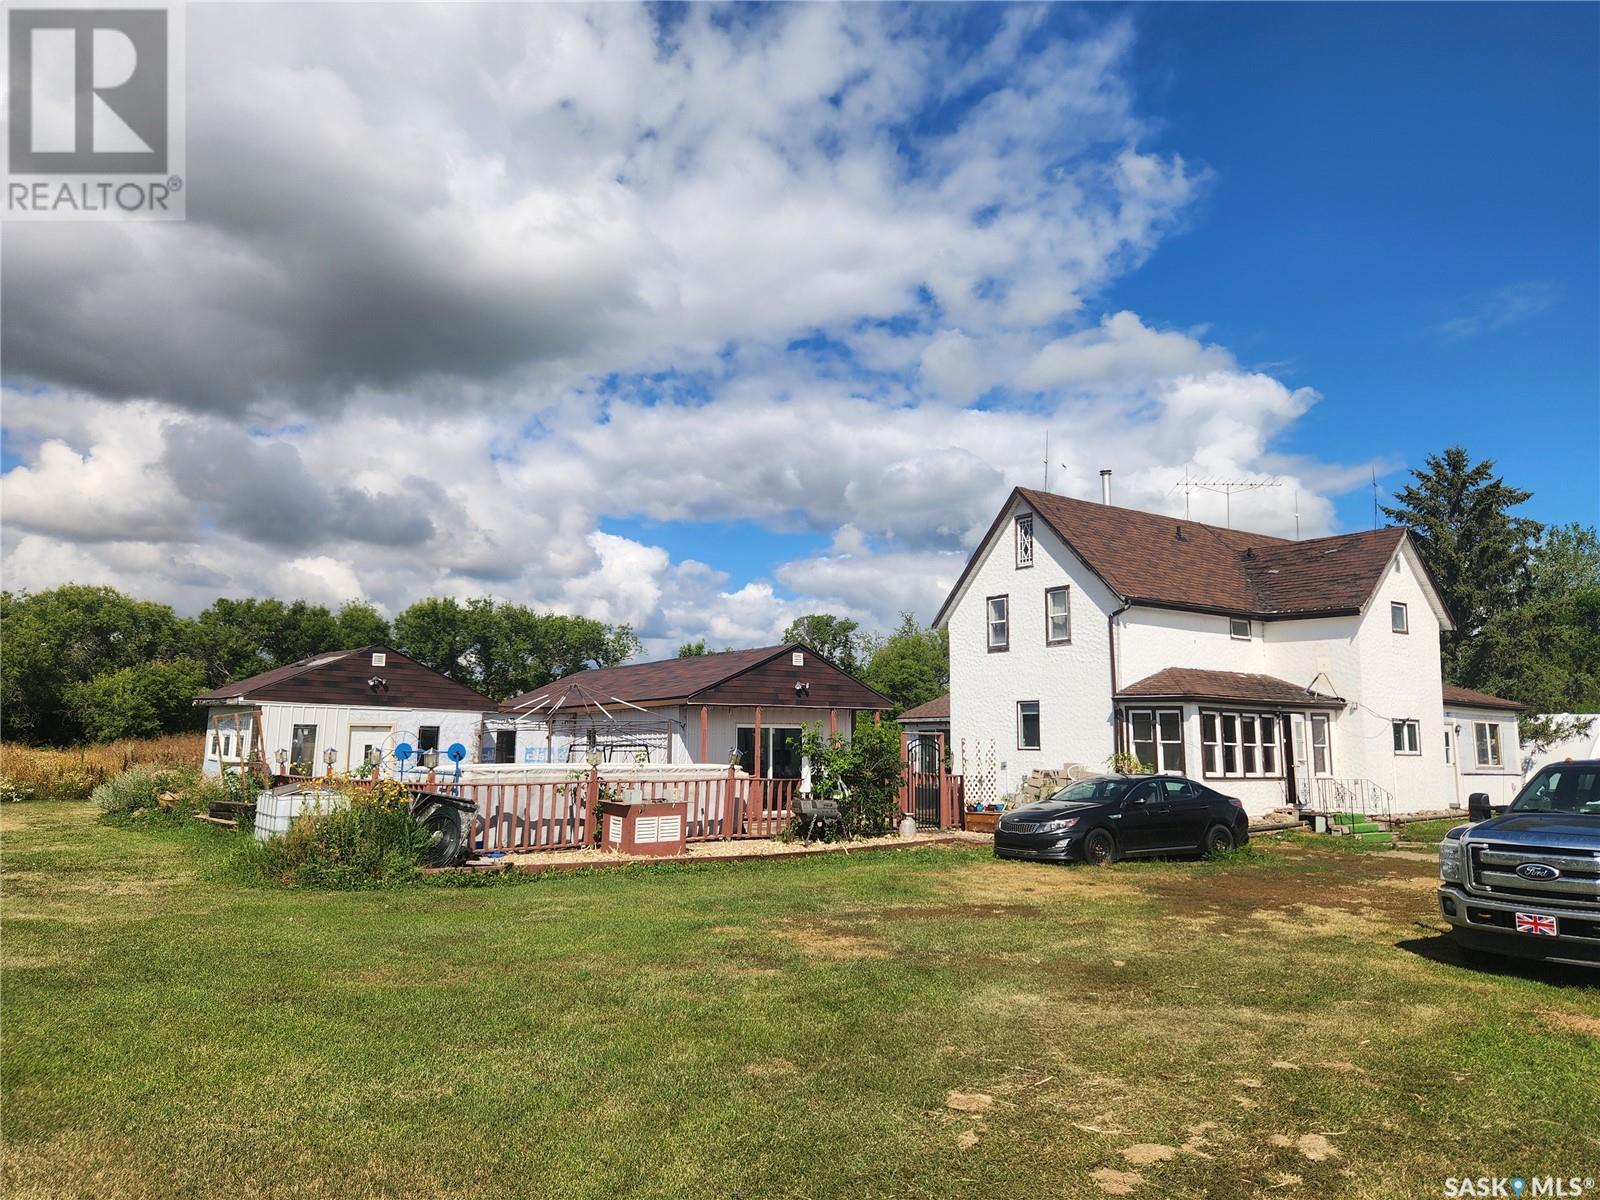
left=1380, top=446, right=1541, bottom=674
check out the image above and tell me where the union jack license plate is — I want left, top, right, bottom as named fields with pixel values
left=1515, top=912, right=1558, bottom=937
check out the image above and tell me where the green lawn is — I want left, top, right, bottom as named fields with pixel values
left=3, top=804, right=1598, bottom=1199
left=1393, top=816, right=1471, bottom=845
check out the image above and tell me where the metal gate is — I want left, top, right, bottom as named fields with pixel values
left=908, top=736, right=943, bottom=828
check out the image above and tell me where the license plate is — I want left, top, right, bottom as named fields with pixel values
left=1515, top=912, right=1559, bottom=937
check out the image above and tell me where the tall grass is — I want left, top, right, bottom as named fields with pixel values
left=0, top=734, right=202, bottom=803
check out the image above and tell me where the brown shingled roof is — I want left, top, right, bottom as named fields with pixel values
left=1442, top=683, right=1525, bottom=712
left=195, top=646, right=497, bottom=710
left=898, top=693, right=950, bottom=722
left=1118, top=668, right=1345, bottom=708
left=502, top=644, right=892, bottom=712
left=935, top=487, right=1424, bottom=625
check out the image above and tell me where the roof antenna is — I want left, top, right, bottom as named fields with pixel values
left=1371, top=468, right=1380, bottom=531
left=1043, top=429, right=1050, bottom=492
left=1179, top=476, right=1281, bottom=529
left=1293, top=489, right=1301, bottom=541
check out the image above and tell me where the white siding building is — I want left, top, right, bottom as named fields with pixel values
left=196, top=646, right=498, bottom=779
left=935, top=487, right=1525, bottom=818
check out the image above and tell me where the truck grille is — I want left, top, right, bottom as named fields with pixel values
left=1467, top=842, right=1600, bottom=908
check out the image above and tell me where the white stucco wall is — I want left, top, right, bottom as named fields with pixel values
left=1344, top=543, right=1451, bottom=812
left=204, top=702, right=486, bottom=778
left=945, top=496, right=1120, bottom=796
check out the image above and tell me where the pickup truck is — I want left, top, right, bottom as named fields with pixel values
left=1437, top=759, right=1600, bottom=968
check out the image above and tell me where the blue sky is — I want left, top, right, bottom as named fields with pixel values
left=1115, top=2, right=1599, bottom=531
left=2, top=3, right=1594, bottom=647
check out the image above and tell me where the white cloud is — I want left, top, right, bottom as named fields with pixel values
left=0, top=5, right=1370, bottom=652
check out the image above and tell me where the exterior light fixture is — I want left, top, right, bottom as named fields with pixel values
left=585, top=747, right=604, bottom=768
left=274, top=748, right=288, bottom=772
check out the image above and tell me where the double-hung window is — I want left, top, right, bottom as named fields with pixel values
left=1045, top=587, right=1071, bottom=645
left=986, top=595, right=1009, bottom=651
left=1014, top=514, right=1034, bottom=568
left=1474, top=722, right=1503, bottom=768
left=1017, top=701, right=1041, bottom=750
left=1392, top=719, right=1421, bottom=755
left=1310, top=714, right=1332, bottom=776
left=1201, top=711, right=1284, bottom=779
left=1128, top=708, right=1184, bottom=773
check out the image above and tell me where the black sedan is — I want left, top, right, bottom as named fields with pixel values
left=993, top=774, right=1249, bottom=865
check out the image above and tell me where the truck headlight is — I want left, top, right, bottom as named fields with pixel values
left=1439, top=839, right=1464, bottom=883
left=1035, top=817, right=1080, bottom=836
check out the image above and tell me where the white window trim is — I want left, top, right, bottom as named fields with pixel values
left=986, top=594, right=1009, bottom=651
left=1201, top=709, right=1284, bottom=780
left=1045, top=586, right=1071, bottom=646
left=1310, top=714, right=1333, bottom=777
left=1392, top=719, right=1421, bottom=756
left=735, top=725, right=805, bottom=776
left=1391, top=602, right=1409, bottom=634
left=1016, top=701, right=1041, bottom=751
left=1474, top=721, right=1503, bottom=769
left=1229, top=617, right=1252, bottom=640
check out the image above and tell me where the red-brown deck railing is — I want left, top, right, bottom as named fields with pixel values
left=272, top=765, right=959, bottom=852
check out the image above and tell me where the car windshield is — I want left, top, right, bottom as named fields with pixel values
left=1046, top=777, right=1138, bottom=806
left=1509, top=764, right=1600, bottom=816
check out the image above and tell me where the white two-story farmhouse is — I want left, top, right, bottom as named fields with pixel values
left=934, top=486, right=1524, bottom=817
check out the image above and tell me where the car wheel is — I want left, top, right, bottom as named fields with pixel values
left=1082, top=828, right=1119, bottom=866
left=1203, top=823, right=1236, bottom=856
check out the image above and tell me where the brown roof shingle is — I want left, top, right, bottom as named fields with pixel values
left=898, top=693, right=950, bottom=722
left=502, top=645, right=892, bottom=712
left=1442, top=683, right=1525, bottom=712
left=195, top=646, right=497, bottom=710
left=1118, top=668, right=1345, bottom=708
left=1018, top=489, right=1408, bottom=618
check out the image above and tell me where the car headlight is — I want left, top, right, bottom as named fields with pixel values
left=1439, top=838, right=1464, bottom=883
left=1035, top=817, right=1080, bottom=836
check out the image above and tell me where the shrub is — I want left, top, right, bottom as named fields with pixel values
left=91, top=764, right=220, bottom=826
left=234, top=780, right=429, bottom=890
left=800, top=717, right=905, bottom=839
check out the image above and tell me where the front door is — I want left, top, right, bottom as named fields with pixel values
left=347, top=725, right=390, bottom=774
left=1287, top=714, right=1309, bottom=809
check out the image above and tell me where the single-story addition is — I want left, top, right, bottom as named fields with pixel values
left=493, top=644, right=893, bottom=774
left=1441, top=684, right=1527, bottom=810
left=934, top=483, right=1525, bottom=818
left=195, top=645, right=498, bottom=778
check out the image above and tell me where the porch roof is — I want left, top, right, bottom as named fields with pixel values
left=1117, top=667, right=1346, bottom=709
left=897, top=693, right=949, bottom=723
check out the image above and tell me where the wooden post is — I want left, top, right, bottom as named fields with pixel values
left=585, top=766, right=601, bottom=845
left=699, top=705, right=709, bottom=762
left=724, top=765, right=737, bottom=840
left=829, top=708, right=838, bottom=737
left=753, top=706, right=763, bottom=779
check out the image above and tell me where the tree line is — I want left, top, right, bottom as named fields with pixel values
left=1381, top=446, right=1599, bottom=748
left=0, top=589, right=639, bottom=746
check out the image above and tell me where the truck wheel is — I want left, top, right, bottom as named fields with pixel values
left=1082, top=828, right=1119, bottom=866
left=1203, top=823, right=1236, bottom=856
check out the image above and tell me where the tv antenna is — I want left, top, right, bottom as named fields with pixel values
left=1172, top=466, right=1282, bottom=528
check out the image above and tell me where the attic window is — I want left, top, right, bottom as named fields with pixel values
left=371, top=652, right=387, bottom=667
left=1015, top=514, right=1034, bottom=569
left=1391, top=602, right=1409, bottom=634
left=1229, top=617, right=1251, bottom=640
left=791, top=651, right=804, bottom=667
